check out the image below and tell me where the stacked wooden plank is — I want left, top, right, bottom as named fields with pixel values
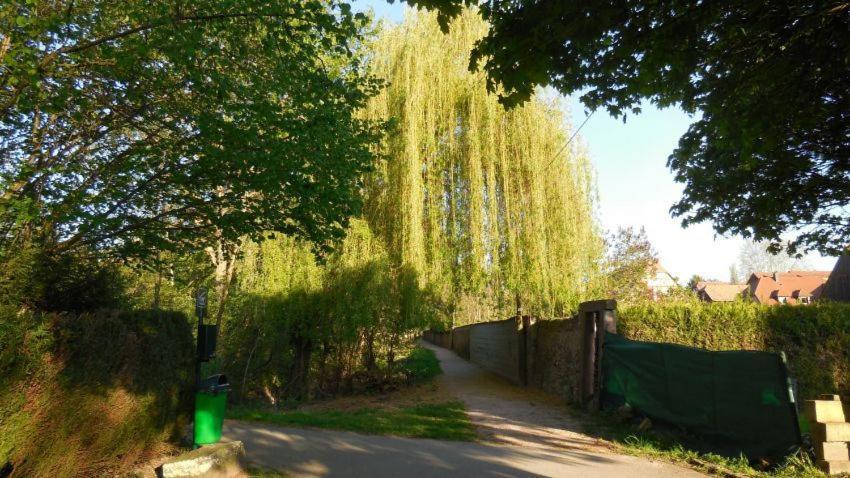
left=806, top=394, right=850, bottom=475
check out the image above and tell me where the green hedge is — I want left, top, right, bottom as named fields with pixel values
left=0, top=308, right=194, bottom=477
left=617, top=300, right=850, bottom=399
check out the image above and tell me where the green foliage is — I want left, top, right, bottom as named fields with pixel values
left=398, top=347, right=442, bottom=383
left=617, top=301, right=850, bottom=399
left=0, top=244, right=125, bottom=312
left=0, top=308, right=194, bottom=477
left=221, top=220, right=435, bottom=403
left=230, top=401, right=476, bottom=441
left=409, top=1, right=849, bottom=255
left=0, top=0, right=384, bottom=263
left=603, top=226, right=658, bottom=302
left=364, top=10, right=602, bottom=323
left=217, top=12, right=603, bottom=404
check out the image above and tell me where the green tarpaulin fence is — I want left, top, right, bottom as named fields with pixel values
left=601, top=332, right=801, bottom=460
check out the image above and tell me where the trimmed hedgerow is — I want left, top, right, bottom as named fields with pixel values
left=617, top=300, right=850, bottom=399
left=0, top=308, right=194, bottom=477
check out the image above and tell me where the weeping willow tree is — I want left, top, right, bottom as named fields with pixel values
left=215, top=10, right=603, bottom=402
left=363, top=10, right=602, bottom=324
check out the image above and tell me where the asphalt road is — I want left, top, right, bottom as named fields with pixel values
left=223, top=420, right=705, bottom=477
left=223, top=341, right=705, bottom=477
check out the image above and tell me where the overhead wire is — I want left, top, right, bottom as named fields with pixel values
left=545, top=110, right=595, bottom=170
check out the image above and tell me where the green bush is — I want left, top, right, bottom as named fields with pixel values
left=398, top=347, right=442, bottom=383
left=0, top=245, right=125, bottom=313
left=618, top=300, right=850, bottom=399
left=0, top=308, right=194, bottom=477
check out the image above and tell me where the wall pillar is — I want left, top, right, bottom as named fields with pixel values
left=578, top=299, right=617, bottom=410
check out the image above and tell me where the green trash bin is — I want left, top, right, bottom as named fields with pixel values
left=194, top=374, right=230, bottom=445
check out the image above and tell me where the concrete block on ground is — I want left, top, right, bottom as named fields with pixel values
left=805, top=399, right=850, bottom=423
left=815, top=442, right=850, bottom=462
left=157, top=441, right=246, bottom=478
left=811, top=423, right=850, bottom=444
left=817, top=460, right=850, bottom=475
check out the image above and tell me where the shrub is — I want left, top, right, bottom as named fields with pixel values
left=398, top=347, right=442, bottom=383
left=0, top=308, right=194, bottom=477
left=0, top=245, right=125, bottom=313
left=617, top=300, right=850, bottom=399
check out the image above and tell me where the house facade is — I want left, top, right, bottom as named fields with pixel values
left=646, top=262, right=678, bottom=300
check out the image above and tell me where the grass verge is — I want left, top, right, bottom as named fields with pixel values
left=398, top=347, right=442, bottom=383
left=246, top=466, right=288, bottom=477
left=583, top=412, right=826, bottom=478
left=230, top=401, right=476, bottom=441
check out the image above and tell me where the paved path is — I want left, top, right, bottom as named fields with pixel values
left=223, top=341, right=705, bottom=477
left=422, top=340, right=604, bottom=451
left=224, top=420, right=701, bottom=477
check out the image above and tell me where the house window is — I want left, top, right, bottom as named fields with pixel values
left=800, top=297, right=811, bottom=304
left=778, top=296, right=788, bottom=304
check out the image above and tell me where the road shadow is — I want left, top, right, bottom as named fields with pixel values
left=421, top=340, right=606, bottom=454
left=224, top=420, right=621, bottom=478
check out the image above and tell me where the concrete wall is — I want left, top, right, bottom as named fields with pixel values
left=469, top=317, right=522, bottom=384
left=451, top=325, right=471, bottom=360
left=423, top=330, right=452, bottom=349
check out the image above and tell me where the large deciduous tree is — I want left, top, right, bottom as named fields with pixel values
left=0, top=1, right=383, bottom=264
left=604, top=226, right=658, bottom=302
left=363, top=10, right=602, bottom=320
left=404, top=0, right=850, bottom=256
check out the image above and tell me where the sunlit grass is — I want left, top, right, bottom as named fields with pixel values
left=230, top=401, right=476, bottom=441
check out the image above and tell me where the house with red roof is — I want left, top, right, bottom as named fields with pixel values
left=745, top=270, right=831, bottom=305
left=694, top=281, right=749, bottom=302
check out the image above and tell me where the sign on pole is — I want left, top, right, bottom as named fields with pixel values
left=195, top=287, right=208, bottom=320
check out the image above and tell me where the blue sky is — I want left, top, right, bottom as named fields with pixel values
left=352, top=0, right=836, bottom=281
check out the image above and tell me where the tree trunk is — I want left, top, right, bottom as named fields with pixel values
left=240, top=330, right=261, bottom=403
left=206, top=240, right=239, bottom=328
left=285, top=334, right=312, bottom=402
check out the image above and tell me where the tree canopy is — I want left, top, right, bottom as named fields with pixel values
left=406, top=0, right=850, bottom=256
left=0, top=0, right=383, bottom=262
left=604, top=226, right=658, bottom=302
left=363, top=10, right=602, bottom=320
left=738, top=239, right=811, bottom=278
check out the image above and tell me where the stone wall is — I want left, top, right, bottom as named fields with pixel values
left=424, top=315, right=586, bottom=403
left=527, top=317, right=583, bottom=403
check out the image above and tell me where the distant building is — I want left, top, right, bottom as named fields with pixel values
left=745, top=271, right=831, bottom=305
left=822, top=255, right=850, bottom=302
left=646, top=262, right=678, bottom=300
left=694, top=281, right=748, bottom=302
